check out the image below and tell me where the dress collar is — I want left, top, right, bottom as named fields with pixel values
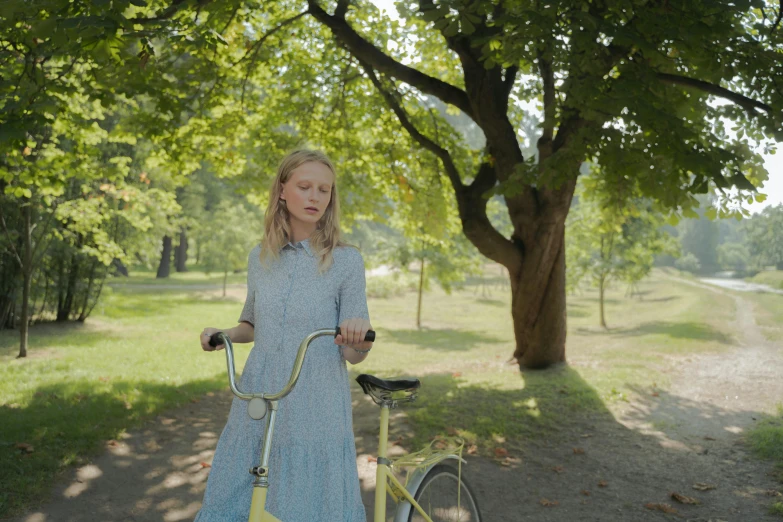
left=282, top=238, right=314, bottom=257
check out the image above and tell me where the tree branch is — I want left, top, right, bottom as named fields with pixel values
left=503, top=66, right=518, bottom=99
left=536, top=46, right=555, bottom=161
left=360, top=62, right=464, bottom=192
left=334, top=0, right=350, bottom=19
left=307, top=0, right=474, bottom=119
left=359, top=61, right=520, bottom=267
left=771, top=0, right=783, bottom=36
left=657, top=72, right=773, bottom=116
left=131, top=0, right=212, bottom=24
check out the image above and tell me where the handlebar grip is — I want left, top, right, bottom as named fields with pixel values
left=335, top=327, right=375, bottom=342
left=208, top=332, right=225, bottom=348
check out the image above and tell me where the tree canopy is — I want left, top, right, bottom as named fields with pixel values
left=2, top=0, right=782, bottom=366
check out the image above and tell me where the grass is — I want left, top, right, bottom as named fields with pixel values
left=107, top=266, right=247, bottom=287
left=0, top=287, right=252, bottom=517
left=748, top=405, right=783, bottom=488
left=0, top=267, right=741, bottom=517
left=751, top=270, right=783, bottom=290
left=743, top=291, right=783, bottom=343
left=771, top=501, right=783, bottom=517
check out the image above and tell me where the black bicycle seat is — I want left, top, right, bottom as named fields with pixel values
left=356, top=374, right=420, bottom=406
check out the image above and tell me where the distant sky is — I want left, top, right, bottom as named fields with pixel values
left=367, top=0, right=781, bottom=213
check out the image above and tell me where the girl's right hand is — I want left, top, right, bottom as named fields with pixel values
left=200, top=327, right=224, bottom=351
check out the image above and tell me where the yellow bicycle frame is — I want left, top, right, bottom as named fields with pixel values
left=373, top=405, right=435, bottom=522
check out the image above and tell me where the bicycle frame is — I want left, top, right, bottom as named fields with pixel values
left=214, top=329, right=463, bottom=522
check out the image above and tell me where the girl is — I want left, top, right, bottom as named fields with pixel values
left=195, top=149, right=373, bottom=521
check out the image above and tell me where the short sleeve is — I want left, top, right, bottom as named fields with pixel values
left=238, top=249, right=257, bottom=326
left=337, top=248, right=370, bottom=326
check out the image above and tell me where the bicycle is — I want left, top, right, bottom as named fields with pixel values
left=208, top=329, right=482, bottom=522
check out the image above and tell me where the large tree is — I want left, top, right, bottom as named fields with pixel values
left=264, top=0, right=779, bottom=367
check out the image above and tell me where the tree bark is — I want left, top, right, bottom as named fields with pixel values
left=156, top=235, right=173, bottom=278
left=111, top=258, right=129, bottom=277
left=599, top=275, right=607, bottom=329
left=18, top=203, right=32, bottom=358
left=509, top=223, right=568, bottom=368
left=417, top=257, right=425, bottom=329
left=58, top=238, right=82, bottom=322
left=174, top=228, right=188, bottom=272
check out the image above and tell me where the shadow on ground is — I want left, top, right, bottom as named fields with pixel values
left=384, top=328, right=504, bottom=351
left=576, top=320, right=733, bottom=344
left=1, top=377, right=225, bottom=520
left=5, top=367, right=781, bottom=522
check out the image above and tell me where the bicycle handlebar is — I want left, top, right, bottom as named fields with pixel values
left=209, top=327, right=375, bottom=402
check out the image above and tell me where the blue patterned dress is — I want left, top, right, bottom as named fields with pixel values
left=195, top=239, right=369, bottom=521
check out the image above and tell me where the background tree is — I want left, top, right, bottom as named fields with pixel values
left=745, top=204, right=783, bottom=270
left=200, top=201, right=262, bottom=297
left=567, top=174, right=676, bottom=329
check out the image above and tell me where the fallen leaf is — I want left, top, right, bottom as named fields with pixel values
left=23, top=146, right=32, bottom=156
left=494, top=447, right=508, bottom=458
left=552, top=465, right=564, bottom=473
left=580, top=490, right=591, bottom=496
left=671, top=492, right=700, bottom=505
left=692, top=482, right=716, bottom=491
left=200, top=462, right=211, bottom=468
left=99, top=376, right=110, bottom=382
left=644, top=503, right=678, bottom=514
left=651, top=391, right=660, bottom=397
left=467, top=444, right=478, bottom=455
left=580, top=433, right=593, bottom=438
left=598, top=480, right=608, bottom=488
left=501, top=456, right=521, bottom=467
left=15, top=443, right=34, bottom=454
left=367, top=456, right=377, bottom=463
left=451, top=372, right=462, bottom=378
left=573, top=447, right=585, bottom=455
left=539, top=498, right=558, bottom=507
left=446, top=426, right=458, bottom=436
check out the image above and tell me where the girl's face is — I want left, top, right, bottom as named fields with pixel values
left=280, top=161, right=334, bottom=229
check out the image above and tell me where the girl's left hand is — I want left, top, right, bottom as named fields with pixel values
left=335, top=317, right=373, bottom=350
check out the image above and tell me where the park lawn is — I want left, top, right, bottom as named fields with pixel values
left=743, top=291, right=783, bottom=343
left=0, top=287, right=253, bottom=517
left=750, top=270, right=783, bottom=290
left=0, top=268, right=737, bottom=517
left=106, top=266, right=247, bottom=287
left=360, top=269, right=737, bottom=451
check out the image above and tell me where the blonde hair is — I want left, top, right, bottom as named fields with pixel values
left=260, top=149, right=347, bottom=272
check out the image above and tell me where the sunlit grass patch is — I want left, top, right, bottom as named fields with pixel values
left=748, top=405, right=783, bottom=485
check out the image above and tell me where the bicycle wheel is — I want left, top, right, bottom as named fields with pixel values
left=408, top=464, right=481, bottom=522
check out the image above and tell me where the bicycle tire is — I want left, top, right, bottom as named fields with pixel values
left=407, top=464, right=482, bottom=522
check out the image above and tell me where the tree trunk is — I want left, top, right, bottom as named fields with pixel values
left=58, top=247, right=80, bottom=322
left=156, top=235, right=172, bottom=278
left=111, top=258, right=128, bottom=277
left=18, top=203, right=32, bottom=358
left=222, top=270, right=227, bottom=297
left=78, top=258, right=98, bottom=321
left=174, top=228, right=188, bottom=272
left=509, top=224, right=568, bottom=369
left=416, top=257, right=425, bottom=329
left=599, top=275, right=607, bottom=329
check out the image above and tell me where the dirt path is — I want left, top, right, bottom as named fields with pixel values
left=8, top=281, right=783, bottom=522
